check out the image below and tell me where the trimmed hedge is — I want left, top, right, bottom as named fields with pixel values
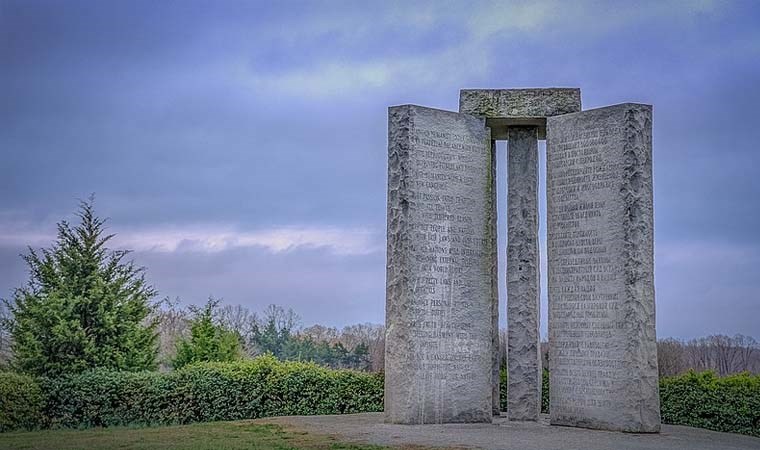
left=660, top=371, right=760, bottom=437
left=1, top=361, right=759, bottom=438
left=0, top=371, right=44, bottom=432
left=40, top=355, right=383, bottom=429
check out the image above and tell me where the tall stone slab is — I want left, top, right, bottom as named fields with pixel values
left=546, top=103, right=660, bottom=432
left=506, top=126, right=541, bottom=421
left=385, top=105, right=495, bottom=424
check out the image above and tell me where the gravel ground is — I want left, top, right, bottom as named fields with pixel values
left=261, top=412, right=760, bottom=450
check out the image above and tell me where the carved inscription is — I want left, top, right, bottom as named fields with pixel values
left=547, top=104, right=659, bottom=432
left=548, top=123, right=625, bottom=418
left=386, top=105, right=493, bottom=424
left=403, top=126, right=490, bottom=380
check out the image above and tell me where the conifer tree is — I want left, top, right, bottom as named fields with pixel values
left=5, top=197, right=158, bottom=376
left=172, top=298, right=241, bottom=369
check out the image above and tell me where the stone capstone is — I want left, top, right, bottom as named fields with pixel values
left=459, top=88, right=582, bottom=139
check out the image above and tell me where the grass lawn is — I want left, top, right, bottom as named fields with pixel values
left=0, top=421, right=402, bottom=450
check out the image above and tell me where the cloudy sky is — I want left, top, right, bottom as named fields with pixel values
left=1, top=0, right=759, bottom=339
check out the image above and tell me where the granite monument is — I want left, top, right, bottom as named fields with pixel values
left=384, top=90, right=660, bottom=433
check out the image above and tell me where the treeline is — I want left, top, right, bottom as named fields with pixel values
left=509, top=334, right=759, bottom=379
left=151, top=299, right=384, bottom=372
left=657, top=334, right=760, bottom=377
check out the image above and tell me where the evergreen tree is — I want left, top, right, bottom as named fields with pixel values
left=250, top=306, right=296, bottom=358
left=4, top=197, right=158, bottom=376
left=172, top=298, right=241, bottom=369
left=350, top=342, right=371, bottom=371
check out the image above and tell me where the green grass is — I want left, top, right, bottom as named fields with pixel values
left=0, top=421, right=391, bottom=450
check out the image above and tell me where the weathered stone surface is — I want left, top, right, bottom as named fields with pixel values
left=459, top=88, right=581, bottom=139
left=546, top=103, right=660, bottom=433
left=506, top=126, right=541, bottom=421
left=385, top=104, right=494, bottom=424
left=460, top=88, right=581, bottom=118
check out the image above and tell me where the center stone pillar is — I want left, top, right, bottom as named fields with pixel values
left=506, top=126, right=541, bottom=421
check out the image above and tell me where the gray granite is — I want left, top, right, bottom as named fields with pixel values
left=460, top=88, right=581, bottom=118
left=385, top=104, right=494, bottom=424
left=506, top=126, right=541, bottom=421
left=546, top=103, right=660, bottom=432
left=459, top=88, right=581, bottom=139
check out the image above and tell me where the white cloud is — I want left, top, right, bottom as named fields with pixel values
left=0, top=222, right=383, bottom=256
left=116, top=225, right=382, bottom=256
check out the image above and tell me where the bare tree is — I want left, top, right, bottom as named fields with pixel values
left=218, top=304, right=254, bottom=336
left=370, top=331, right=385, bottom=372
left=262, top=304, right=301, bottom=333
left=0, top=301, right=13, bottom=368
left=657, top=338, right=686, bottom=377
left=341, top=323, right=385, bottom=372
left=713, top=335, right=742, bottom=375
left=731, top=334, right=758, bottom=373
left=660, top=334, right=759, bottom=376
left=216, top=303, right=263, bottom=356
left=341, top=323, right=382, bottom=350
left=685, top=337, right=712, bottom=372
left=301, top=324, right=340, bottom=344
left=150, top=297, right=190, bottom=370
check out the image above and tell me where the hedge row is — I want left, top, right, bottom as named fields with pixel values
left=660, top=371, right=760, bottom=437
left=1, top=355, right=383, bottom=431
left=2, top=360, right=759, bottom=438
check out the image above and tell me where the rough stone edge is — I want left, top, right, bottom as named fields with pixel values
left=620, top=104, right=660, bottom=433
left=384, top=104, right=413, bottom=424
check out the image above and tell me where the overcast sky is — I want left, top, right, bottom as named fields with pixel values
left=1, top=0, right=759, bottom=339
